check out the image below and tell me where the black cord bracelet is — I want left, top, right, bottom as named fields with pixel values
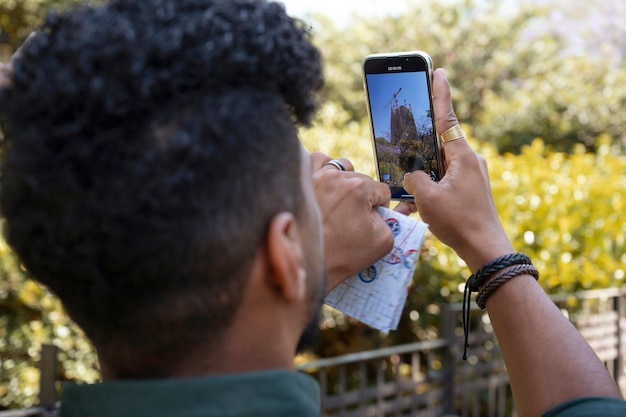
left=462, top=252, right=535, bottom=360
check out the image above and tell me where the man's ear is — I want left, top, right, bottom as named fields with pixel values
left=266, top=212, right=306, bottom=302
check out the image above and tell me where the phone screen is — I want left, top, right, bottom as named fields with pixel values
left=364, top=53, right=442, bottom=199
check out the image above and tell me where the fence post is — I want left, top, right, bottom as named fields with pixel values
left=441, top=305, right=458, bottom=414
left=39, top=344, right=58, bottom=411
left=614, top=294, right=625, bottom=390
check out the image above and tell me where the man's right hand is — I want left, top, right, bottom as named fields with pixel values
left=399, top=68, right=514, bottom=273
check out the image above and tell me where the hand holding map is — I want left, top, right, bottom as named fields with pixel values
left=324, top=206, right=428, bottom=332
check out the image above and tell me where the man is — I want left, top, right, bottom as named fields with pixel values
left=1, top=1, right=625, bottom=416
left=0, top=0, right=393, bottom=415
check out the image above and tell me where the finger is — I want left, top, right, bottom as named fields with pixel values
left=393, top=201, right=417, bottom=216
left=370, top=213, right=395, bottom=256
left=310, top=152, right=356, bottom=173
left=402, top=170, right=435, bottom=202
left=432, top=68, right=475, bottom=161
left=324, top=157, right=354, bottom=172
left=310, top=152, right=332, bottom=170
left=367, top=180, right=391, bottom=208
left=322, top=157, right=355, bottom=172
left=432, top=68, right=459, bottom=135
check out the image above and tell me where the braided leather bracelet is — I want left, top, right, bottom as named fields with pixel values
left=466, top=252, right=532, bottom=291
left=462, top=252, right=536, bottom=360
left=476, top=263, right=539, bottom=310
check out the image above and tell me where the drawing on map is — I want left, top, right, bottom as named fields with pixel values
left=386, top=217, right=401, bottom=237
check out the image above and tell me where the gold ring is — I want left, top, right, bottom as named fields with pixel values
left=440, top=124, right=465, bottom=143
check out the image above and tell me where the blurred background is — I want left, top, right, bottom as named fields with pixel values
left=1, top=0, right=625, bottom=409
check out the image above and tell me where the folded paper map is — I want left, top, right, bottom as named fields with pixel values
left=324, top=206, right=428, bottom=333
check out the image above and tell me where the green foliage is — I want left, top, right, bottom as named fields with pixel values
left=307, top=0, right=626, bottom=153
left=0, top=0, right=106, bottom=51
left=479, top=56, right=626, bottom=153
left=492, top=137, right=626, bottom=291
left=315, top=135, right=626, bottom=357
left=0, top=238, right=99, bottom=410
left=302, top=0, right=626, bottom=357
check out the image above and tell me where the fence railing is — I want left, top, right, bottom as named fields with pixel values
left=0, top=344, right=59, bottom=417
left=2, top=288, right=625, bottom=417
left=297, top=287, right=626, bottom=417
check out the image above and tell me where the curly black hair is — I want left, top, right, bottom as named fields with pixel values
left=0, top=0, right=323, bottom=377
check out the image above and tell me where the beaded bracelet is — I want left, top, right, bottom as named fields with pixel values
left=462, top=252, right=536, bottom=360
left=476, top=264, right=539, bottom=310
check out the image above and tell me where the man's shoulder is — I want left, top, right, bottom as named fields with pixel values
left=542, top=396, right=626, bottom=417
left=59, top=369, right=320, bottom=417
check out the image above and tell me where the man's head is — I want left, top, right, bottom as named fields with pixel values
left=0, top=0, right=324, bottom=377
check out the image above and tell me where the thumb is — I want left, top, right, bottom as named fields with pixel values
left=433, top=68, right=458, bottom=135
left=433, top=68, right=475, bottom=164
left=402, top=170, right=437, bottom=202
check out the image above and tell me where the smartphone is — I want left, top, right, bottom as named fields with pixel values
left=363, top=51, right=445, bottom=200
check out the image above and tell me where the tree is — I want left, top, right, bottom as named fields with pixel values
left=0, top=0, right=106, bottom=54
left=304, top=0, right=626, bottom=154
left=0, top=238, right=99, bottom=410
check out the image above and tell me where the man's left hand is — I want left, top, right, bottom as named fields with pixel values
left=311, top=152, right=394, bottom=292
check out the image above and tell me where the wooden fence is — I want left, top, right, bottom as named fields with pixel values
left=0, top=344, right=59, bottom=417
left=297, top=287, right=626, bottom=416
left=1, top=288, right=625, bottom=417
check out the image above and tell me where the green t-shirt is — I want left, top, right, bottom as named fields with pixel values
left=542, top=396, right=626, bottom=417
left=59, top=368, right=320, bottom=417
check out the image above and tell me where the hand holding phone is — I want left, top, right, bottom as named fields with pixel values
left=363, top=51, right=445, bottom=200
